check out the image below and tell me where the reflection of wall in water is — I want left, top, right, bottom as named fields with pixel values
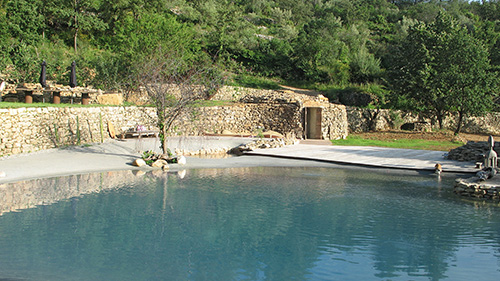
left=0, top=170, right=148, bottom=215
left=0, top=167, right=353, bottom=216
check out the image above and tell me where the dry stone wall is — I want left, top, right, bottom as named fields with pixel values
left=170, top=103, right=304, bottom=137
left=0, top=107, right=156, bottom=156
left=454, top=177, right=500, bottom=201
left=322, top=104, right=349, bottom=140
left=0, top=85, right=350, bottom=157
left=0, top=102, right=348, bottom=157
left=347, top=107, right=500, bottom=135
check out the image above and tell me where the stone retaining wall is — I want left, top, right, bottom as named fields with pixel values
left=0, top=102, right=348, bottom=157
left=347, top=107, right=500, bottom=135
left=0, top=107, right=156, bottom=156
left=454, top=178, right=500, bottom=201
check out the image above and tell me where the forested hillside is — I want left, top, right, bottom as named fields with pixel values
left=0, top=1, right=499, bottom=110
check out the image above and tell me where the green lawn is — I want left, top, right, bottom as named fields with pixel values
left=331, top=135, right=464, bottom=151
left=0, top=100, right=234, bottom=108
left=0, top=102, right=113, bottom=108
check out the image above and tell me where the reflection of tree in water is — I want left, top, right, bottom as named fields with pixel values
left=1, top=167, right=500, bottom=280
left=341, top=172, right=500, bottom=280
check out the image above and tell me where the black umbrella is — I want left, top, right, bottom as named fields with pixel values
left=69, top=61, right=77, bottom=88
left=39, top=61, right=47, bottom=87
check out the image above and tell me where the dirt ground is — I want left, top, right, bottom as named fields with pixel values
left=352, top=130, right=498, bottom=143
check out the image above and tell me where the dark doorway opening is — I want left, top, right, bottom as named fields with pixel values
left=305, top=107, right=322, bottom=139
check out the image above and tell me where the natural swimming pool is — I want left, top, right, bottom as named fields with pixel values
left=0, top=167, right=499, bottom=280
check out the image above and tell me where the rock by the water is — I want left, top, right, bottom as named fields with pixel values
left=0, top=171, right=6, bottom=178
left=454, top=177, right=500, bottom=200
left=177, top=156, right=186, bottom=165
left=152, top=159, right=168, bottom=168
left=476, top=167, right=497, bottom=181
left=132, top=158, right=147, bottom=167
left=228, top=145, right=252, bottom=156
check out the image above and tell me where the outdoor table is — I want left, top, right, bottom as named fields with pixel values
left=16, top=88, right=95, bottom=104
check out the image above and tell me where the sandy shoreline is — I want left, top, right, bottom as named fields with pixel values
left=1, top=136, right=474, bottom=184
left=0, top=137, right=342, bottom=184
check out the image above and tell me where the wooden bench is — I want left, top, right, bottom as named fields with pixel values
left=123, top=130, right=158, bottom=138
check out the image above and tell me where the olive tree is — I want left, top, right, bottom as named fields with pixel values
left=132, top=49, right=223, bottom=156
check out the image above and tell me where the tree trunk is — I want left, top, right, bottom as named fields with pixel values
left=73, top=0, right=78, bottom=53
left=74, top=28, right=78, bottom=53
left=436, top=111, right=443, bottom=130
left=157, top=107, right=169, bottom=155
left=454, top=111, right=464, bottom=135
left=161, top=126, right=168, bottom=155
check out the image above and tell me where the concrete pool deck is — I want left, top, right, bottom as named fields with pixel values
left=0, top=136, right=483, bottom=184
left=248, top=141, right=478, bottom=173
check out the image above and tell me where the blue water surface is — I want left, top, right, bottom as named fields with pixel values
left=0, top=166, right=499, bottom=280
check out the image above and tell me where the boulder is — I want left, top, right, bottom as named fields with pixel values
left=229, top=145, right=252, bottom=156
left=177, top=156, right=187, bottom=165
left=152, top=159, right=168, bottom=168
left=132, top=158, right=147, bottom=167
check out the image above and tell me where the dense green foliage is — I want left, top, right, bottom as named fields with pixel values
left=0, top=0, right=499, bottom=122
left=389, top=11, right=498, bottom=133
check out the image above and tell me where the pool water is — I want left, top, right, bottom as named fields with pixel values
left=0, top=167, right=499, bottom=280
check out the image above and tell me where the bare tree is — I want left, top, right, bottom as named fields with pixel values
left=132, top=49, right=223, bottom=155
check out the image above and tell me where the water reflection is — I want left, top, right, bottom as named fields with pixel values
left=0, top=170, right=186, bottom=215
left=0, top=168, right=499, bottom=280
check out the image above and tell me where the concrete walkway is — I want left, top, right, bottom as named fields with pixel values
left=247, top=142, right=478, bottom=174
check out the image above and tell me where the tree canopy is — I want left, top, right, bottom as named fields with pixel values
left=389, top=11, right=498, bottom=133
left=0, top=0, right=499, bottom=124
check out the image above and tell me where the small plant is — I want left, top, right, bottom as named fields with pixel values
left=141, top=148, right=178, bottom=165
left=166, top=148, right=174, bottom=158
left=141, top=150, right=158, bottom=166
left=76, top=116, right=81, bottom=145
left=388, top=111, right=404, bottom=130
left=53, top=123, right=60, bottom=146
left=99, top=112, right=104, bottom=143
left=255, top=127, right=265, bottom=139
